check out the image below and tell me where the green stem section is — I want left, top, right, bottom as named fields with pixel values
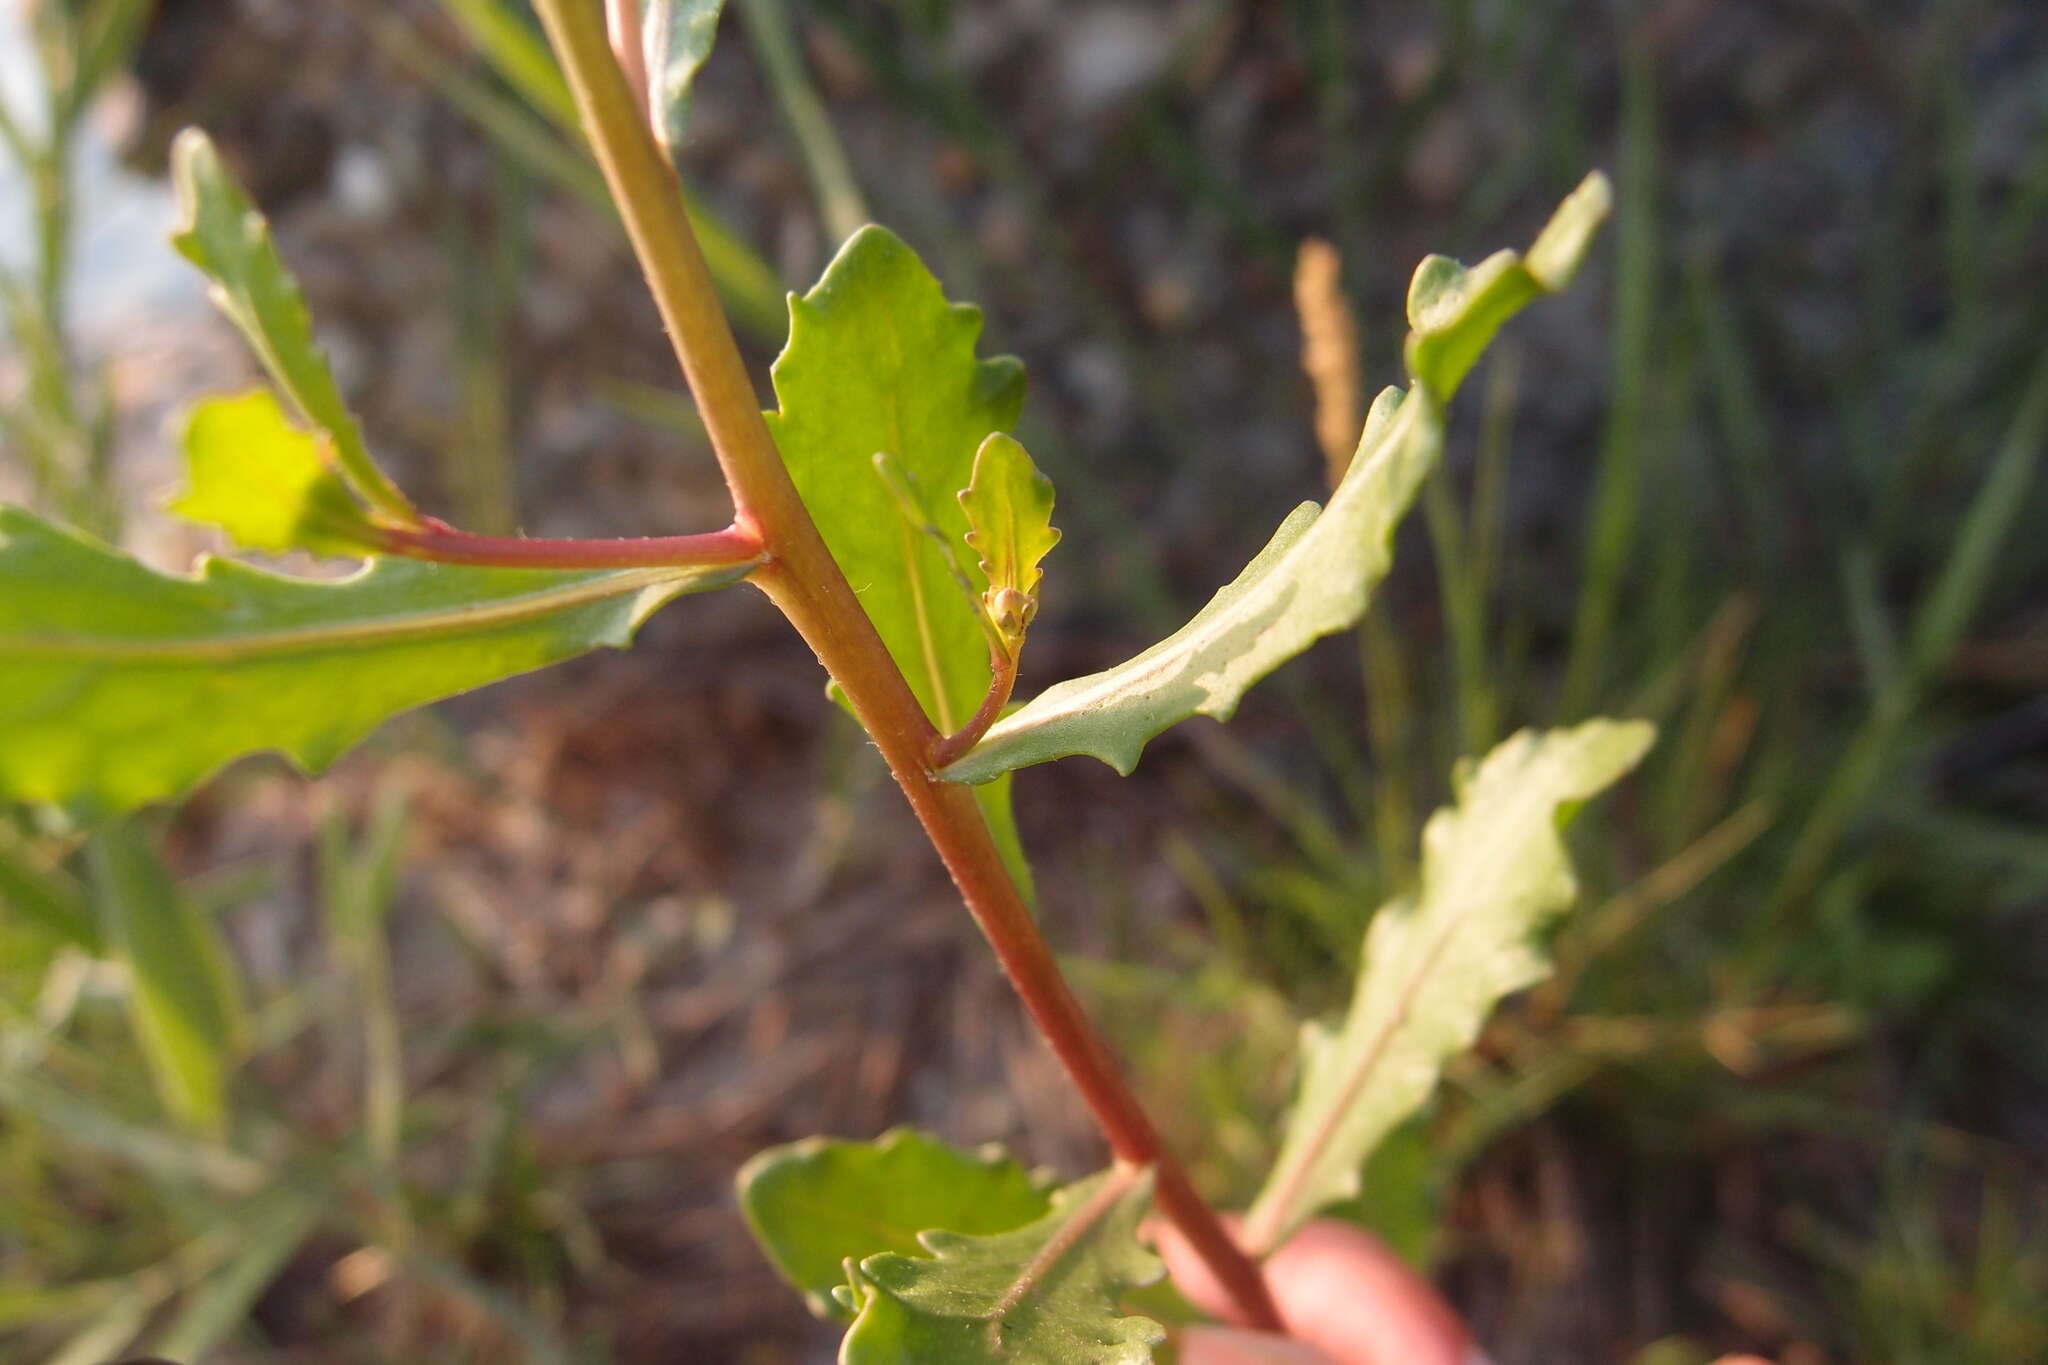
left=530, top=0, right=1281, bottom=1334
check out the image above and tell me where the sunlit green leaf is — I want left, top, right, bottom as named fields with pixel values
left=1404, top=171, right=1610, bottom=402
left=169, top=390, right=384, bottom=557
left=767, top=225, right=1026, bottom=735
left=738, top=1128, right=1053, bottom=1321
left=842, top=1164, right=1165, bottom=1365
left=643, top=0, right=728, bottom=156
left=943, top=176, right=1611, bottom=785
left=89, top=825, right=248, bottom=1135
left=0, top=506, right=760, bottom=816
left=170, top=128, right=417, bottom=524
left=943, top=386, right=1439, bottom=784
left=958, top=432, right=1060, bottom=661
left=1243, top=720, right=1654, bottom=1255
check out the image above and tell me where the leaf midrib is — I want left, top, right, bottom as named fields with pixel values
left=5, top=564, right=721, bottom=663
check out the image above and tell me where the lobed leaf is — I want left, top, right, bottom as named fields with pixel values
left=1404, top=171, right=1611, bottom=403
left=0, top=506, right=760, bottom=817
left=943, top=386, right=1440, bottom=784
left=170, top=128, right=417, bottom=524
left=89, top=825, right=248, bottom=1136
left=842, top=1164, right=1166, bottom=1365
left=643, top=0, right=728, bottom=158
left=766, top=225, right=1026, bottom=736
left=738, top=1128, right=1053, bottom=1321
left=958, top=432, right=1061, bottom=660
left=1242, top=720, right=1654, bottom=1254
left=941, top=175, right=1612, bottom=785
left=169, top=390, right=384, bottom=557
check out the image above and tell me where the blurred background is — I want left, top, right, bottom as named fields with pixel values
left=2, top=0, right=2046, bottom=1361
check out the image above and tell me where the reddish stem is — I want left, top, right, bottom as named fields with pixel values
left=928, top=651, right=1018, bottom=770
left=376, top=517, right=765, bottom=571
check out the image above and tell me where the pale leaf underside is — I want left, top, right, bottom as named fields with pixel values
left=1243, top=720, right=1655, bottom=1254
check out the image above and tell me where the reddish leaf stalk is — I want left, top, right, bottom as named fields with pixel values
left=531, top=0, right=1283, bottom=1334
left=928, top=651, right=1019, bottom=771
left=377, top=517, right=765, bottom=570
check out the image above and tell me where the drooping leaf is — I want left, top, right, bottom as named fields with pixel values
left=169, top=390, right=384, bottom=557
left=738, top=1128, right=1054, bottom=1321
left=643, top=0, right=729, bottom=157
left=89, top=824, right=248, bottom=1135
left=942, top=175, right=1612, bottom=785
left=942, top=386, right=1439, bottom=784
left=0, top=506, right=760, bottom=816
left=1404, top=171, right=1611, bottom=403
left=170, top=128, right=417, bottom=524
left=958, top=432, right=1060, bottom=661
left=766, top=225, right=1026, bottom=736
left=842, top=1164, right=1165, bottom=1365
left=1242, top=720, right=1654, bottom=1255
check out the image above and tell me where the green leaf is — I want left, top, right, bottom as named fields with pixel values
left=89, top=824, right=248, bottom=1135
left=1243, top=720, right=1654, bottom=1255
left=1404, top=171, right=1611, bottom=403
left=942, top=386, right=1440, bottom=784
left=738, top=1128, right=1054, bottom=1321
left=0, top=506, right=759, bottom=816
left=169, top=390, right=385, bottom=557
left=170, top=128, right=417, bottom=524
left=958, top=432, right=1060, bottom=661
left=643, top=0, right=729, bottom=157
left=766, top=226, right=1026, bottom=734
left=842, top=1164, right=1165, bottom=1365
left=0, top=828, right=100, bottom=953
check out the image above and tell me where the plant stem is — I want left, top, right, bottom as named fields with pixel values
left=929, top=651, right=1018, bottom=770
left=531, top=0, right=1282, bottom=1332
left=377, top=517, right=764, bottom=570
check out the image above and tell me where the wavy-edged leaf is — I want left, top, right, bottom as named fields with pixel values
left=738, top=1128, right=1053, bottom=1322
left=89, top=825, right=248, bottom=1135
left=1404, top=171, right=1611, bottom=403
left=170, top=390, right=384, bottom=557
left=942, top=175, right=1611, bottom=785
left=943, top=386, right=1439, bottom=784
left=170, top=128, right=416, bottom=523
left=843, top=1164, right=1165, bottom=1365
left=1243, top=720, right=1654, bottom=1254
left=959, top=432, right=1060, bottom=661
left=643, top=0, right=728, bottom=157
left=766, top=225, right=1026, bottom=736
left=0, top=506, right=760, bottom=816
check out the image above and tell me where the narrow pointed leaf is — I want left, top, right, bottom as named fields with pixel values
left=170, top=128, right=416, bottom=523
left=1404, top=171, right=1611, bottom=402
left=1244, top=720, right=1654, bottom=1254
left=738, top=1129, right=1054, bottom=1321
left=0, top=830, right=100, bottom=953
left=644, top=0, right=729, bottom=157
left=90, top=825, right=248, bottom=1135
left=959, top=432, right=1060, bottom=660
left=843, top=1165, right=1165, bottom=1365
left=170, top=390, right=384, bottom=557
left=942, top=386, right=1439, bottom=783
left=766, top=225, right=1026, bottom=735
left=0, top=506, right=760, bottom=816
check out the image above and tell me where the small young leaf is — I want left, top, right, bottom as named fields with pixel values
left=643, top=0, right=728, bottom=157
left=170, top=390, right=384, bottom=557
left=1404, top=171, right=1611, bottom=403
left=766, top=226, right=1026, bottom=735
left=0, top=506, right=759, bottom=816
left=942, top=386, right=1440, bottom=784
left=738, top=1128, right=1054, bottom=1321
left=959, top=433, right=1060, bottom=661
left=170, top=128, right=417, bottom=524
left=842, top=1164, right=1166, bottom=1365
left=89, top=825, right=248, bottom=1135
left=1243, top=719, right=1654, bottom=1255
